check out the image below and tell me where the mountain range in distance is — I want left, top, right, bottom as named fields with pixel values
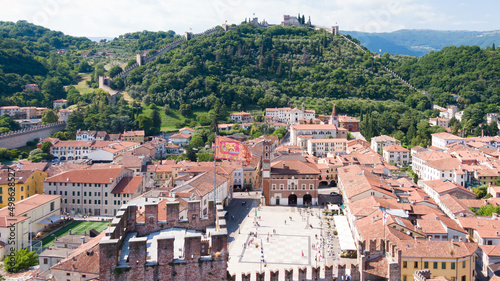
left=338, top=29, right=500, bottom=57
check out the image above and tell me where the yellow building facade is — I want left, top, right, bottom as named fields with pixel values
left=399, top=241, right=476, bottom=281
left=0, top=170, right=47, bottom=208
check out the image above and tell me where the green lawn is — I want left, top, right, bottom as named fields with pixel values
left=41, top=220, right=109, bottom=247
left=142, top=106, right=208, bottom=131
left=75, top=73, right=94, bottom=95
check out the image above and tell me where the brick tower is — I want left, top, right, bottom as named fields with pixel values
left=262, top=140, right=272, bottom=205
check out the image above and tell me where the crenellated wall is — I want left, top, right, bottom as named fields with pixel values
left=0, top=121, right=66, bottom=149
left=99, top=200, right=227, bottom=281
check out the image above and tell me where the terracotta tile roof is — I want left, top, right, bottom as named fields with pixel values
left=16, top=161, right=49, bottom=172
left=51, top=232, right=105, bottom=274
left=457, top=217, right=500, bottom=230
left=172, top=172, right=227, bottom=198
left=355, top=210, right=415, bottom=242
left=413, top=151, right=452, bottom=161
left=423, top=180, right=475, bottom=196
left=338, top=165, right=397, bottom=201
left=479, top=245, right=500, bottom=257
left=169, top=133, right=192, bottom=139
left=432, top=132, right=464, bottom=140
left=417, top=219, right=446, bottom=234
left=0, top=194, right=61, bottom=227
left=265, top=107, right=292, bottom=112
left=52, top=140, right=93, bottom=147
left=459, top=199, right=487, bottom=209
left=397, top=240, right=477, bottom=258
left=123, top=130, right=145, bottom=137
left=364, top=255, right=387, bottom=278
left=411, top=204, right=443, bottom=216
left=439, top=194, right=476, bottom=215
left=425, top=158, right=462, bottom=171
left=476, top=168, right=499, bottom=177
left=111, top=176, right=142, bottom=194
left=291, top=124, right=346, bottom=131
left=45, top=168, right=125, bottom=184
left=371, top=135, right=398, bottom=142
left=308, top=138, right=348, bottom=144
left=75, top=130, right=96, bottom=136
left=383, top=144, right=409, bottom=153
left=0, top=170, right=35, bottom=184
left=338, top=115, right=359, bottom=123
left=178, top=127, right=195, bottom=132
left=116, top=155, right=144, bottom=168
left=270, top=160, right=320, bottom=175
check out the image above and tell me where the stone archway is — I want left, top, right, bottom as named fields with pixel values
left=288, top=194, right=297, bottom=205
left=303, top=194, right=312, bottom=205
left=329, top=180, right=337, bottom=187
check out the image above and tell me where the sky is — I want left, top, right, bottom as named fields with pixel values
left=1, top=0, right=499, bottom=38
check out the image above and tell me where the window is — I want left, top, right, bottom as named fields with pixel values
left=50, top=202, right=54, bottom=211
left=403, top=276, right=407, bottom=281
left=20, top=186, right=23, bottom=192
left=48, top=191, right=51, bottom=195
left=77, top=191, right=80, bottom=196
left=272, top=184, right=276, bottom=190
left=433, top=262, right=438, bottom=269
left=72, top=199, right=75, bottom=204
left=84, top=200, right=86, bottom=204
left=414, top=262, right=418, bottom=268
left=424, top=262, right=428, bottom=269
left=43, top=258, right=48, bottom=264
left=77, top=199, right=80, bottom=204
left=451, top=262, right=455, bottom=270
left=463, top=261, right=466, bottom=268
left=442, top=262, right=446, bottom=269
left=72, top=191, right=75, bottom=196
left=105, top=192, right=108, bottom=197
left=64, top=199, right=67, bottom=203
left=403, top=261, right=407, bottom=268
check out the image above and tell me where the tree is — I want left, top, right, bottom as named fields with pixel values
left=179, top=104, right=191, bottom=116
left=150, top=108, right=161, bottom=135
left=41, top=109, right=58, bottom=124
left=184, top=145, right=197, bottom=161
left=189, top=134, right=205, bottom=148
left=41, top=141, right=51, bottom=153
left=135, top=114, right=154, bottom=136
left=41, top=77, right=64, bottom=99
left=3, top=248, right=38, bottom=273
left=108, top=66, right=123, bottom=78
left=198, top=153, right=214, bottom=162
left=78, top=60, right=93, bottom=73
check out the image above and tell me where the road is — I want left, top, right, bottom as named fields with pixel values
left=225, top=191, right=262, bottom=245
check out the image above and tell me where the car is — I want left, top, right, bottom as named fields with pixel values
left=241, top=201, right=246, bottom=205
left=330, top=192, right=340, bottom=196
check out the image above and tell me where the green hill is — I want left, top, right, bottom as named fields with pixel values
left=123, top=24, right=415, bottom=112
left=0, top=21, right=94, bottom=107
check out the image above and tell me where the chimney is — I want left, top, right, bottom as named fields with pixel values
left=81, top=236, right=85, bottom=245
left=110, top=178, right=113, bottom=183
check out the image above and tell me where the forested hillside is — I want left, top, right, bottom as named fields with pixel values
left=123, top=25, right=415, bottom=110
left=0, top=21, right=94, bottom=107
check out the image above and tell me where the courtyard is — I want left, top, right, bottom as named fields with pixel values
left=227, top=202, right=348, bottom=280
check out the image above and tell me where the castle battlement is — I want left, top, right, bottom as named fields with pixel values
left=99, top=199, right=227, bottom=281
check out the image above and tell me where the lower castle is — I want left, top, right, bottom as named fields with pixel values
left=99, top=198, right=228, bottom=281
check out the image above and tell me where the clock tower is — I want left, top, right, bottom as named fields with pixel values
left=262, top=139, right=272, bottom=206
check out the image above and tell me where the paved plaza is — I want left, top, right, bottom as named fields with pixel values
left=228, top=204, right=341, bottom=280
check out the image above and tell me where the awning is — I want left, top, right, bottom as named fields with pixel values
left=38, top=214, right=63, bottom=224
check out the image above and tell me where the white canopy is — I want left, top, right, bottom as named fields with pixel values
left=333, top=215, right=357, bottom=251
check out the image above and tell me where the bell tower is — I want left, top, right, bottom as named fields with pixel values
left=329, top=103, right=339, bottom=126
left=262, top=140, right=272, bottom=206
